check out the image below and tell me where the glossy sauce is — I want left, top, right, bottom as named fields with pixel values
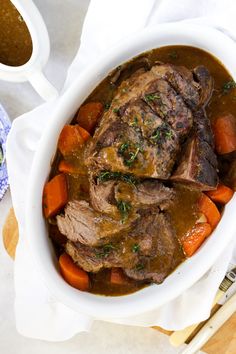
left=0, top=0, right=32, bottom=66
left=49, top=46, right=235, bottom=296
left=85, top=45, right=236, bottom=123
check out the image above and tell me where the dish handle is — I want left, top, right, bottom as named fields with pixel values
left=27, top=70, right=58, bottom=101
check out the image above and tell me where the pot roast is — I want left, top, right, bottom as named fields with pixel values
left=56, top=61, right=218, bottom=285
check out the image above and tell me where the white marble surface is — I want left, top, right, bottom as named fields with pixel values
left=0, top=1, right=203, bottom=353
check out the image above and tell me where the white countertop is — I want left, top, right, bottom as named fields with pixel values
left=0, top=1, right=202, bottom=352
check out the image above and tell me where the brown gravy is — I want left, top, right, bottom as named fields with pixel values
left=0, top=0, right=33, bottom=66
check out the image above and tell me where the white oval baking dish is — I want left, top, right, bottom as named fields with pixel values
left=26, top=23, right=236, bottom=319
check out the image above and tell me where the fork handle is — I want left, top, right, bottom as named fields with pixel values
left=181, top=292, right=236, bottom=354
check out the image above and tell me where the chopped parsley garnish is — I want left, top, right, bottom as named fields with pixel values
left=118, top=141, right=142, bottom=167
left=97, top=171, right=138, bottom=185
left=95, top=244, right=116, bottom=258
left=165, top=130, right=173, bottom=139
left=151, top=130, right=161, bottom=141
left=159, top=108, right=167, bottom=118
left=130, top=116, right=138, bottom=126
left=122, top=87, right=128, bottom=93
left=168, top=50, right=178, bottom=59
left=144, top=118, right=153, bottom=126
left=117, top=200, right=131, bottom=223
left=118, top=142, right=130, bottom=154
left=144, top=93, right=161, bottom=102
left=124, top=147, right=140, bottom=166
left=105, top=102, right=111, bottom=110
left=222, top=80, right=236, bottom=94
left=132, top=244, right=140, bottom=253
left=0, top=145, right=3, bottom=166
left=151, top=124, right=173, bottom=143
left=135, top=263, right=144, bottom=271
left=113, top=107, right=119, bottom=113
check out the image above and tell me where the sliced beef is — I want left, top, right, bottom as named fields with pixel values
left=193, top=66, right=213, bottom=106
left=114, top=180, right=174, bottom=210
left=89, top=179, right=117, bottom=215
left=142, top=79, right=193, bottom=140
left=123, top=213, right=184, bottom=283
left=194, top=109, right=215, bottom=147
left=85, top=63, right=211, bottom=180
left=151, top=64, right=212, bottom=108
left=85, top=74, right=183, bottom=179
left=64, top=212, right=152, bottom=272
left=89, top=177, right=174, bottom=216
left=60, top=62, right=216, bottom=286
left=151, top=64, right=201, bottom=110
left=121, top=99, right=165, bottom=139
left=57, top=200, right=139, bottom=247
left=88, top=116, right=123, bottom=150
left=118, top=100, right=180, bottom=178
left=112, top=62, right=199, bottom=112
left=86, top=67, right=149, bottom=158
left=171, top=110, right=218, bottom=190
left=171, top=135, right=218, bottom=190
left=88, top=114, right=179, bottom=179
left=65, top=241, right=137, bottom=273
left=109, top=57, right=150, bottom=86
left=65, top=212, right=184, bottom=284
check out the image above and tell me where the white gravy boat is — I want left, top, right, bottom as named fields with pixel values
left=0, top=0, right=58, bottom=101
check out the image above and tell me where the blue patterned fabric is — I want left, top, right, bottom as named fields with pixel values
left=0, top=104, right=11, bottom=200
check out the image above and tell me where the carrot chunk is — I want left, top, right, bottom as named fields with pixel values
left=43, top=174, right=68, bottom=218
left=58, top=125, right=84, bottom=156
left=76, top=102, right=103, bottom=133
left=212, top=114, right=236, bottom=154
left=58, top=160, right=76, bottom=174
left=110, top=268, right=128, bottom=285
left=206, top=184, right=234, bottom=204
left=198, top=194, right=221, bottom=228
left=77, top=126, right=91, bottom=142
left=59, top=253, right=89, bottom=291
left=182, top=222, right=212, bottom=257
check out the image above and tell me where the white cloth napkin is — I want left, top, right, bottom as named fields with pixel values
left=6, top=0, right=236, bottom=341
